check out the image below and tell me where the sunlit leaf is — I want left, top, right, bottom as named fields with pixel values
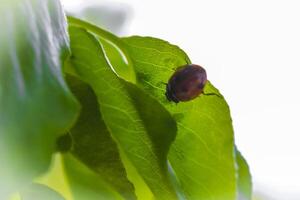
left=67, top=26, right=178, bottom=199
left=122, top=36, right=237, bottom=200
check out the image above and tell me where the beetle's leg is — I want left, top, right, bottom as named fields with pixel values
left=202, top=92, right=223, bottom=98
left=158, top=81, right=168, bottom=86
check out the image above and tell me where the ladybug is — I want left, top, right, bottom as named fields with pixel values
left=165, top=64, right=207, bottom=103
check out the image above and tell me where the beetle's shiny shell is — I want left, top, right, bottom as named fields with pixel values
left=165, top=64, right=207, bottom=103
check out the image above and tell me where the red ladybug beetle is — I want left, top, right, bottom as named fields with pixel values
left=165, top=64, right=207, bottom=103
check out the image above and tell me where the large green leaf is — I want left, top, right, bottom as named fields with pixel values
left=0, top=0, right=79, bottom=197
left=236, top=150, right=252, bottom=200
left=63, top=75, right=136, bottom=199
left=122, top=36, right=237, bottom=200
left=67, top=26, right=178, bottom=199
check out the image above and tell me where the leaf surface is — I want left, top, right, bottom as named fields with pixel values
left=122, top=36, right=237, bottom=200
left=67, top=26, right=178, bottom=199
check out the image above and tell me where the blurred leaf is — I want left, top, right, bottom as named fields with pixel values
left=67, top=26, right=178, bottom=199
left=236, top=150, right=252, bottom=200
left=0, top=0, right=79, bottom=197
left=63, top=75, right=136, bottom=200
left=20, top=183, right=65, bottom=200
left=122, top=36, right=237, bottom=200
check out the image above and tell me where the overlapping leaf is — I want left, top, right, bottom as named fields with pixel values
left=67, top=26, right=178, bottom=199
left=66, top=17, right=252, bottom=200
left=64, top=76, right=136, bottom=199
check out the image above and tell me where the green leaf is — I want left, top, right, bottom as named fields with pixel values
left=67, top=26, right=178, bottom=199
left=236, top=150, right=252, bottom=200
left=0, top=0, right=79, bottom=196
left=20, top=183, right=65, bottom=200
left=63, top=75, right=136, bottom=199
left=122, top=36, right=237, bottom=200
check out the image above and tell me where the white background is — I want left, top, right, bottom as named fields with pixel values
left=62, top=0, right=300, bottom=199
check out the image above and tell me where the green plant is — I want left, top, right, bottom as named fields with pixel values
left=0, top=0, right=251, bottom=200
